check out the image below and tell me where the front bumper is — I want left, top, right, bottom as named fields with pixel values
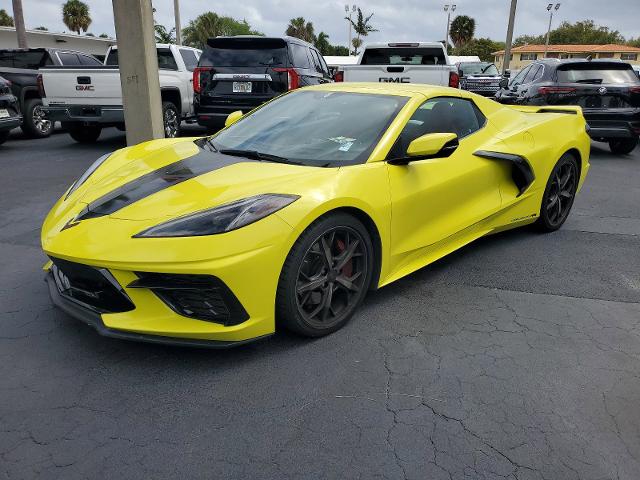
left=46, top=271, right=271, bottom=348
left=0, top=115, right=22, bottom=131
left=43, top=104, right=125, bottom=125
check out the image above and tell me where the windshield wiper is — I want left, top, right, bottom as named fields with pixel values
left=219, top=149, right=301, bottom=165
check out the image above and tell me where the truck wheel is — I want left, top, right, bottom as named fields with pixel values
left=608, top=137, right=638, bottom=155
left=68, top=125, right=102, bottom=143
left=162, top=101, right=180, bottom=138
left=0, top=130, right=9, bottom=145
left=21, top=98, right=53, bottom=138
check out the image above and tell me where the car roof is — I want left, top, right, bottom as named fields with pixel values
left=210, top=35, right=315, bottom=48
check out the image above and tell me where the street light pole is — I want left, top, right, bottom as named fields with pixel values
left=544, top=3, right=560, bottom=58
left=345, top=4, right=356, bottom=54
left=173, top=0, right=181, bottom=45
left=502, top=0, right=518, bottom=74
left=443, top=4, right=456, bottom=52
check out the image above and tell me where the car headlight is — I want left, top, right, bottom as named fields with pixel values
left=134, top=194, right=299, bottom=238
left=65, top=152, right=112, bottom=199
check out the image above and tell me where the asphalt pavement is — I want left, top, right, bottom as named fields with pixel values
left=1, top=126, right=639, bottom=480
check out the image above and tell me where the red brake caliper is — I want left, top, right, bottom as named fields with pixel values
left=336, top=239, right=353, bottom=278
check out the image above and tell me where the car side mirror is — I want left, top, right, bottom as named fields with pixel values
left=498, top=77, right=509, bottom=89
left=225, top=110, right=243, bottom=128
left=388, top=133, right=459, bottom=165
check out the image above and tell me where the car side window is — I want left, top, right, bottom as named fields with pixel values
left=523, top=64, right=541, bottom=84
left=157, top=48, right=178, bottom=70
left=510, top=65, right=531, bottom=86
left=290, top=43, right=311, bottom=69
left=532, top=64, right=545, bottom=82
left=317, top=51, right=330, bottom=76
left=179, top=49, right=198, bottom=72
left=309, top=49, right=324, bottom=74
left=390, top=97, right=485, bottom=157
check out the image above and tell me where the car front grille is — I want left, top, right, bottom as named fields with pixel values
left=128, top=272, right=249, bottom=326
left=50, top=257, right=135, bottom=313
left=0, top=85, right=11, bottom=95
left=462, top=80, right=500, bottom=92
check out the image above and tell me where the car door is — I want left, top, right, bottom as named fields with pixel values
left=386, top=96, right=503, bottom=260
left=516, top=63, right=542, bottom=102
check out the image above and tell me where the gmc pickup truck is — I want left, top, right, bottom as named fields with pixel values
left=0, top=48, right=102, bottom=138
left=334, top=42, right=459, bottom=88
left=40, top=44, right=201, bottom=143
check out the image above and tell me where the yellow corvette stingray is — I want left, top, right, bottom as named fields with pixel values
left=41, top=83, right=590, bottom=346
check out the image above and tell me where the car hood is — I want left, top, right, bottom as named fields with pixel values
left=50, top=138, right=337, bottom=227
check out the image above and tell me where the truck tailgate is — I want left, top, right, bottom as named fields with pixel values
left=41, top=67, right=123, bottom=106
left=342, top=65, right=451, bottom=85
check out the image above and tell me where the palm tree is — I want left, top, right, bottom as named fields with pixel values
left=449, top=15, right=475, bottom=48
left=351, top=37, right=363, bottom=56
left=155, top=24, right=176, bottom=44
left=346, top=7, right=377, bottom=54
left=183, top=12, right=260, bottom=49
left=0, top=9, right=14, bottom=27
left=285, top=17, right=315, bottom=44
left=62, top=0, right=91, bottom=35
left=314, top=31, right=331, bottom=55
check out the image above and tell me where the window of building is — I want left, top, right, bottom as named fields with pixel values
left=621, top=53, right=638, bottom=61
left=520, top=53, right=538, bottom=61
left=598, top=52, right=614, bottom=59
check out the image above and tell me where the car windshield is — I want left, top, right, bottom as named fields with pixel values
left=460, top=63, right=499, bottom=76
left=557, top=65, right=639, bottom=84
left=209, top=90, right=408, bottom=166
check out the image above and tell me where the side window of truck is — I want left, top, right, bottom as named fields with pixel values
left=157, top=49, right=178, bottom=71
left=57, top=52, right=81, bottom=66
left=179, top=49, right=198, bottom=72
left=290, top=43, right=311, bottom=69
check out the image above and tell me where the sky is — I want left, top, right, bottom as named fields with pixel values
left=13, top=0, right=640, bottom=45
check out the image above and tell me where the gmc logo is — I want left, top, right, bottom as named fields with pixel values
left=75, top=85, right=95, bottom=91
left=379, top=77, right=410, bottom=83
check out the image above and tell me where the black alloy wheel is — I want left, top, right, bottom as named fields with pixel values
left=277, top=213, right=374, bottom=337
left=535, top=153, right=579, bottom=232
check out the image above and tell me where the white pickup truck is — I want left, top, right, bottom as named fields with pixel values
left=40, top=44, right=201, bottom=143
left=334, top=42, right=459, bottom=88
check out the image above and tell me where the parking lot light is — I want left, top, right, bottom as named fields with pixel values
left=544, top=3, right=561, bottom=58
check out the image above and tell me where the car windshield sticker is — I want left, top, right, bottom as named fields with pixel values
left=338, top=142, right=354, bottom=152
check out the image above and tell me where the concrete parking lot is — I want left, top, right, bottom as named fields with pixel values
left=1, top=126, right=639, bottom=480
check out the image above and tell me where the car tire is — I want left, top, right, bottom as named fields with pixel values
left=608, top=137, right=638, bottom=155
left=0, top=130, right=9, bottom=145
left=535, top=153, right=579, bottom=233
left=67, top=125, right=102, bottom=143
left=276, top=212, right=374, bottom=337
left=21, top=98, right=52, bottom=138
left=162, top=101, right=180, bottom=138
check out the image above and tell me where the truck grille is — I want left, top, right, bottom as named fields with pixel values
left=462, top=79, right=500, bottom=92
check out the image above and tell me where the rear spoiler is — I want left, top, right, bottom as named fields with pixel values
left=510, top=105, right=582, bottom=115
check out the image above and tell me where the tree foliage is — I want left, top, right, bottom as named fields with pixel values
left=0, top=9, right=14, bottom=27
left=314, top=31, right=331, bottom=54
left=453, top=37, right=504, bottom=62
left=35, top=26, right=48, bottom=31
left=449, top=15, right=475, bottom=48
left=286, top=17, right=315, bottom=43
left=514, top=20, right=625, bottom=46
left=62, top=0, right=92, bottom=35
left=346, top=7, right=376, bottom=54
left=154, top=24, right=175, bottom=44
left=182, top=12, right=262, bottom=49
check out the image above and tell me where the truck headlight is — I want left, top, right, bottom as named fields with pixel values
left=134, top=194, right=299, bottom=238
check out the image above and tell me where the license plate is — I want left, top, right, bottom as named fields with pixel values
left=233, top=82, right=252, bottom=93
left=0, top=109, right=9, bottom=118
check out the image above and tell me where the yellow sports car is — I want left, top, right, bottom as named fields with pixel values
left=42, top=83, right=590, bottom=346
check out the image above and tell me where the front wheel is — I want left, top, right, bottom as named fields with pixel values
left=277, top=213, right=374, bottom=337
left=535, top=153, right=579, bottom=232
left=162, top=101, right=180, bottom=138
left=608, top=137, right=638, bottom=155
left=67, top=125, right=102, bottom=143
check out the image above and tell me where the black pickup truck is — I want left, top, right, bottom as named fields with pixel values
left=0, top=48, right=101, bottom=138
left=495, top=59, right=640, bottom=154
left=0, top=75, right=22, bottom=145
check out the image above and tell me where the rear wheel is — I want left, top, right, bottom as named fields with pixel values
left=608, top=137, right=638, bottom=155
left=67, top=125, right=102, bottom=143
left=162, top=101, right=180, bottom=138
left=0, top=130, right=9, bottom=145
left=21, top=98, right=52, bottom=138
left=535, top=153, right=579, bottom=232
left=277, top=213, right=374, bottom=337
